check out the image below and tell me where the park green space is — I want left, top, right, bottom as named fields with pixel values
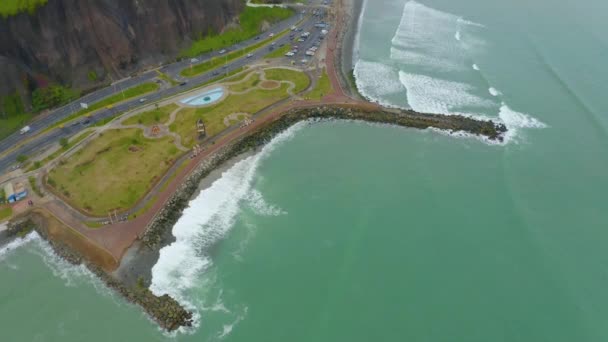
left=0, top=205, right=12, bottom=221
left=181, top=6, right=293, bottom=58
left=46, top=68, right=308, bottom=215
left=305, top=69, right=332, bottom=100
left=170, top=83, right=291, bottom=147
left=264, top=68, right=311, bottom=93
left=228, top=72, right=261, bottom=92
left=26, top=131, right=94, bottom=172
left=122, top=104, right=178, bottom=126
left=47, top=129, right=180, bottom=216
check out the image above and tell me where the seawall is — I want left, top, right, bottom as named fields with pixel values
left=142, top=104, right=506, bottom=247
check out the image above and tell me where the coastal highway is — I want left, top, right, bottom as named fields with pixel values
left=0, top=11, right=324, bottom=174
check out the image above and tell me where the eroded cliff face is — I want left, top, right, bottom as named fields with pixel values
left=0, top=0, right=244, bottom=103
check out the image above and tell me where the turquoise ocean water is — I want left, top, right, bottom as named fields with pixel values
left=2, top=0, right=608, bottom=340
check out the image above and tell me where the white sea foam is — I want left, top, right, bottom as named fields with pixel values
left=390, top=1, right=468, bottom=71
left=246, top=189, right=286, bottom=217
left=150, top=122, right=306, bottom=328
left=489, top=87, right=501, bottom=97
left=352, top=0, right=369, bottom=64
left=457, top=17, right=485, bottom=28
left=218, top=307, right=248, bottom=340
left=455, top=31, right=461, bottom=41
left=353, top=59, right=404, bottom=108
left=399, top=71, right=495, bottom=114
left=473, top=64, right=480, bottom=71
left=0, top=232, right=38, bottom=261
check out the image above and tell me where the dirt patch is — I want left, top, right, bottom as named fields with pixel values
left=259, top=80, right=280, bottom=90
left=223, top=113, right=251, bottom=127
left=31, top=209, right=118, bottom=271
left=129, top=146, right=140, bottom=152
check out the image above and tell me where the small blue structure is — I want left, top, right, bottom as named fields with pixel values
left=4, top=182, right=27, bottom=203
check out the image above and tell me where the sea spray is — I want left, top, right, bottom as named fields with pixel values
left=150, top=122, right=307, bottom=326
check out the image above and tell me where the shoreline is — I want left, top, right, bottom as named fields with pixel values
left=1, top=104, right=508, bottom=332
left=113, top=151, right=257, bottom=289
left=336, top=0, right=366, bottom=98
left=340, top=0, right=365, bottom=76
left=0, top=0, right=510, bottom=333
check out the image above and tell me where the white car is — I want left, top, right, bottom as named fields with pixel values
left=246, top=53, right=253, bottom=58
left=139, top=98, right=147, bottom=103
left=219, top=49, right=227, bottom=54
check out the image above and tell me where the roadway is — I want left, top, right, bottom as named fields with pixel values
left=0, top=7, right=326, bottom=174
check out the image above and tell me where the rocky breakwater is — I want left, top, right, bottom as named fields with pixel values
left=8, top=213, right=193, bottom=332
left=143, top=104, right=506, bottom=247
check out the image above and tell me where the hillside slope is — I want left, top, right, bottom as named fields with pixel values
left=0, top=0, right=243, bottom=106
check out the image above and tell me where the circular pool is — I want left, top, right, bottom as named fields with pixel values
left=180, top=87, right=225, bottom=106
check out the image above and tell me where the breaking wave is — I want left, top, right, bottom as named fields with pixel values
left=150, top=122, right=306, bottom=328
left=354, top=0, right=546, bottom=143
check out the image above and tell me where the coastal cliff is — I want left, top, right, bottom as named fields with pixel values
left=0, top=0, right=243, bottom=103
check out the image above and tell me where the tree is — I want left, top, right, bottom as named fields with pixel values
left=60, top=137, right=69, bottom=149
left=16, top=154, right=28, bottom=163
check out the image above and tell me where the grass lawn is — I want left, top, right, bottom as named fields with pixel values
left=306, top=69, right=332, bottom=100
left=0, top=206, right=12, bottom=221
left=264, top=68, right=310, bottom=93
left=47, top=129, right=181, bottom=216
left=122, top=104, right=179, bottom=126
left=181, top=6, right=293, bottom=58
left=181, top=29, right=289, bottom=77
left=0, top=0, right=47, bottom=17
left=0, top=113, right=32, bottom=141
left=228, top=73, right=261, bottom=92
left=27, top=131, right=94, bottom=172
left=170, top=83, right=291, bottom=147
left=84, top=221, right=104, bottom=228
left=49, top=82, right=160, bottom=131
left=264, top=44, right=292, bottom=59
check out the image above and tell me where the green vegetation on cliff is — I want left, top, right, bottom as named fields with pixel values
left=181, top=6, right=293, bottom=58
left=0, top=0, right=47, bottom=18
left=0, top=93, right=30, bottom=140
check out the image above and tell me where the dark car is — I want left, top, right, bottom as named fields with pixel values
left=180, top=81, right=188, bottom=86
left=254, top=36, right=261, bottom=40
